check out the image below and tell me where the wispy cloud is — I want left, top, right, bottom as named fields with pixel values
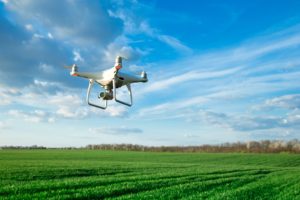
left=0, top=87, right=20, bottom=106
left=1, top=0, right=300, bottom=145
left=1, top=0, right=8, bottom=4
left=1, top=80, right=128, bottom=122
left=108, top=6, right=192, bottom=54
left=0, top=121, right=10, bottom=130
left=156, top=108, right=300, bottom=132
left=140, top=67, right=241, bottom=94
left=264, top=94, right=300, bottom=110
left=89, top=126, right=143, bottom=135
left=8, top=109, right=55, bottom=123
left=5, top=0, right=122, bottom=46
left=157, top=35, right=192, bottom=54
left=138, top=96, right=209, bottom=117
left=134, top=24, right=300, bottom=137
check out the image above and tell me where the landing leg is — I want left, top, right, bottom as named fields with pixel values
left=86, top=79, right=107, bottom=109
left=113, top=77, right=132, bottom=107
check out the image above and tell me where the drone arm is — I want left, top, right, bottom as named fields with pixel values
left=86, top=79, right=107, bottom=109
left=73, top=72, right=101, bottom=80
left=112, top=77, right=132, bottom=107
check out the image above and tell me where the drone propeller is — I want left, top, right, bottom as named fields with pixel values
left=114, top=56, right=123, bottom=71
left=114, top=56, right=129, bottom=71
left=63, top=64, right=78, bottom=76
left=63, top=64, right=76, bottom=69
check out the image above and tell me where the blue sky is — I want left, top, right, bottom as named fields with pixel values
left=1, top=0, right=300, bottom=147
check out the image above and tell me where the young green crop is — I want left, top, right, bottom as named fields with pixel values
left=0, top=150, right=299, bottom=199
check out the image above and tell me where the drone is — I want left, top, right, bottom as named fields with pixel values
left=65, top=56, right=148, bottom=109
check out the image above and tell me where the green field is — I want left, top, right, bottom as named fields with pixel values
left=0, top=150, right=299, bottom=199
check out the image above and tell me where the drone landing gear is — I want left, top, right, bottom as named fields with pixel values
left=86, top=79, right=107, bottom=109
left=113, top=77, right=132, bottom=107
left=86, top=78, right=133, bottom=109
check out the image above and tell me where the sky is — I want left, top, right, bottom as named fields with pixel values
left=1, top=0, right=300, bottom=147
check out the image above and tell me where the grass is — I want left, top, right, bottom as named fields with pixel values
left=0, top=150, right=299, bottom=199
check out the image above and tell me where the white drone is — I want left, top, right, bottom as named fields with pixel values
left=65, top=56, right=148, bottom=109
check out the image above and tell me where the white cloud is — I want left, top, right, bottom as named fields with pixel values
left=8, top=109, right=55, bottom=123
left=73, top=50, right=84, bottom=62
left=47, top=32, right=53, bottom=39
left=105, top=105, right=128, bottom=117
left=0, top=13, right=73, bottom=86
left=138, top=96, right=208, bottom=117
left=1, top=0, right=300, bottom=144
left=264, top=94, right=300, bottom=110
left=232, top=33, right=300, bottom=61
left=157, top=35, right=192, bottom=54
left=108, top=8, right=192, bottom=54
left=139, top=94, right=300, bottom=132
left=0, top=0, right=127, bottom=88
left=0, top=121, right=10, bottom=130
left=182, top=109, right=300, bottom=132
left=135, top=24, right=300, bottom=124
left=104, top=41, right=146, bottom=62
left=183, top=133, right=201, bottom=138
left=33, top=79, right=55, bottom=87
left=45, top=92, right=82, bottom=107
left=1, top=80, right=129, bottom=121
left=38, top=63, right=55, bottom=74
left=89, top=126, right=143, bottom=135
left=0, top=87, right=20, bottom=105
left=33, top=33, right=47, bottom=39
left=141, top=67, right=241, bottom=94
left=5, top=90, right=92, bottom=121
left=56, top=106, right=89, bottom=119
left=206, top=109, right=300, bottom=132
left=25, top=24, right=33, bottom=31
left=6, top=1, right=123, bottom=46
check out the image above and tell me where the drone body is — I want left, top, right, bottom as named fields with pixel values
left=66, top=56, right=147, bottom=109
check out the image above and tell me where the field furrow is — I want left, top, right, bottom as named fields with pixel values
left=0, top=150, right=299, bottom=199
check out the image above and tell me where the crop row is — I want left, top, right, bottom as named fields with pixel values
left=1, top=168, right=278, bottom=199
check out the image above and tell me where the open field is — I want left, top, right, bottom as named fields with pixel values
left=0, top=150, right=300, bottom=199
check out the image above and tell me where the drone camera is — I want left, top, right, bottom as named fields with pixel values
left=99, top=91, right=113, bottom=100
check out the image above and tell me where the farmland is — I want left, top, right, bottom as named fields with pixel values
left=0, top=150, right=299, bottom=199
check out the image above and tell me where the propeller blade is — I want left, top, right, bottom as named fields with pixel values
left=63, top=64, right=76, bottom=69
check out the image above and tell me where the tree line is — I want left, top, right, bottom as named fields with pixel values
left=2, top=139, right=299, bottom=153
left=85, top=139, right=300, bottom=153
